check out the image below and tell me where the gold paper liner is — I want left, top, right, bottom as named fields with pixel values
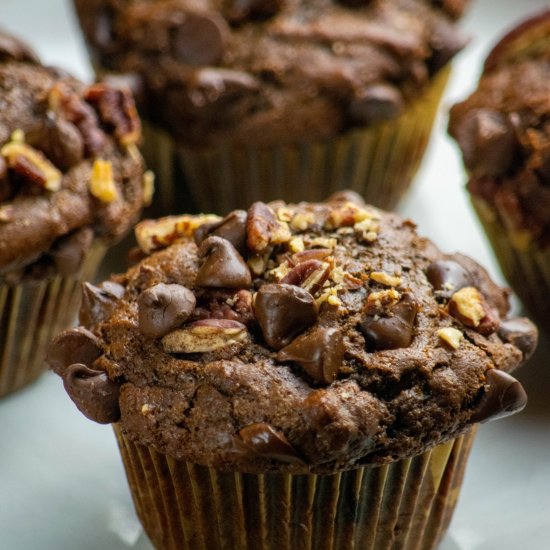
left=471, top=197, right=550, bottom=332
left=0, top=241, right=107, bottom=398
left=113, top=426, right=476, bottom=550
left=141, top=68, right=451, bottom=215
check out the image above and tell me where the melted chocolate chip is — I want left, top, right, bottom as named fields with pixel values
left=26, top=114, right=84, bottom=171
left=360, top=293, right=417, bottom=351
left=427, top=259, right=473, bottom=298
left=498, top=318, right=538, bottom=362
left=238, top=423, right=302, bottom=463
left=46, top=327, right=102, bottom=376
left=349, top=84, right=404, bottom=124
left=278, top=326, right=344, bottom=384
left=452, top=109, right=518, bottom=177
left=49, top=227, right=94, bottom=276
left=172, top=13, right=228, bottom=66
left=255, top=284, right=318, bottom=350
left=63, top=363, right=121, bottom=424
left=326, top=190, right=366, bottom=206
left=224, top=0, right=285, bottom=24
left=138, top=283, right=196, bottom=339
left=196, top=236, right=252, bottom=289
left=79, top=281, right=123, bottom=327
left=470, top=369, right=527, bottom=424
left=194, top=210, right=248, bottom=255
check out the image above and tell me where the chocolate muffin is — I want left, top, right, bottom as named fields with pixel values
left=449, top=9, right=550, bottom=332
left=48, top=192, right=536, bottom=550
left=0, top=28, right=149, bottom=397
left=73, top=0, right=469, bottom=213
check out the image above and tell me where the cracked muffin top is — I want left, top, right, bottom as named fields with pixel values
left=0, top=28, right=150, bottom=283
left=73, top=0, right=468, bottom=146
left=48, top=192, right=537, bottom=474
left=449, top=9, right=550, bottom=250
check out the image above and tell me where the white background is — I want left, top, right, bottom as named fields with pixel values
left=1, top=1, right=549, bottom=549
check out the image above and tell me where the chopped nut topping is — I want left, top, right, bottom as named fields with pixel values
left=247, top=251, right=271, bottom=276
left=289, top=236, right=305, bottom=253
left=142, top=170, right=155, bottom=207
left=1, top=141, right=62, bottom=192
left=308, top=237, right=337, bottom=249
left=290, top=211, right=315, bottom=231
left=135, top=213, right=222, bottom=254
left=267, top=260, right=291, bottom=281
left=276, top=207, right=294, bottom=222
left=366, top=289, right=401, bottom=312
left=141, top=404, right=154, bottom=415
left=354, top=217, right=379, bottom=242
left=437, top=327, right=463, bottom=349
left=316, top=287, right=342, bottom=307
left=449, top=287, right=485, bottom=327
left=11, top=129, right=25, bottom=143
left=247, top=202, right=291, bottom=253
left=370, top=271, right=403, bottom=287
left=162, top=319, right=247, bottom=353
left=90, top=159, right=118, bottom=203
left=325, top=202, right=374, bottom=229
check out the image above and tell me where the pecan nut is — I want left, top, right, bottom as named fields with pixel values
left=162, top=319, right=248, bottom=353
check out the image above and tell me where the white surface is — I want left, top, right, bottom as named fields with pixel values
left=1, top=1, right=549, bottom=549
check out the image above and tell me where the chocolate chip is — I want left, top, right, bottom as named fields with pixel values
left=63, top=363, right=121, bottom=424
left=138, top=283, right=196, bottom=339
left=470, top=369, right=527, bottom=424
left=427, top=259, right=473, bottom=299
left=26, top=114, right=84, bottom=171
left=451, top=109, right=517, bottom=177
left=196, top=236, right=252, bottom=289
left=255, top=284, right=318, bottom=349
left=349, top=84, right=404, bottom=124
left=194, top=209, right=248, bottom=255
left=49, top=227, right=94, bottom=276
left=46, top=327, right=102, bottom=376
left=79, top=281, right=123, bottom=327
left=326, top=190, right=366, bottom=206
left=172, top=13, right=228, bottom=65
left=0, top=32, right=39, bottom=63
left=224, top=0, right=285, bottom=24
left=360, top=293, right=417, bottom=351
left=238, top=423, right=302, bottom=463
left=498, top=318, right=538, bottom=363
left=278, top=327, right=344, bottom=384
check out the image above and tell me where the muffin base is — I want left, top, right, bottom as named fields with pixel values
left=0, top=241, right=107, bottom=397
left=472, top=196, right=550, bottom=332
left=140, top=68, right=451, bottom=215
left=114, top=425, right=476, bottom=550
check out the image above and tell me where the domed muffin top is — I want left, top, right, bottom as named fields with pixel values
left=449, top=9, right=550, bottom=249
left=74, top=0, right=468, bottom=146
left=49, top=192, right=536, bottom=474
left=0, top=28, right=149, bottom=283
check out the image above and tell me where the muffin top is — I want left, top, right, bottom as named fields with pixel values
left=0, top=29, right=149, bottom=283
left=48, top=192, right=537, bottom=474
left=449, top=9, right=550, bottom=249
left=74, top=0, right=468, bottom=147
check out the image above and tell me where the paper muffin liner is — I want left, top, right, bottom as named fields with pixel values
left=113, top=425, right=476, bottom=550
left=140, top=68, right=450, bottom=215
left=471, top=197, right=550, bottom=332
left=0, top=241, right=107, bottom=398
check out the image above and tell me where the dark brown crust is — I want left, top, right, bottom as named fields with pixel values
left=448, top=11, right=550, bottom=248
left=0, top=29, right=145, bottom=279
left=73, top=0, right=468, bottom=147
left=50, top=198, right=535, bottom=474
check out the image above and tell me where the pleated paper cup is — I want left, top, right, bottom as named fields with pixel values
left=472, top=196, right=550, bottom=332
left=141, top=68, right=451, bottom=216
left=114, top=425, right=476, bottom=550
left=0, top=241, right=107, bottom=398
